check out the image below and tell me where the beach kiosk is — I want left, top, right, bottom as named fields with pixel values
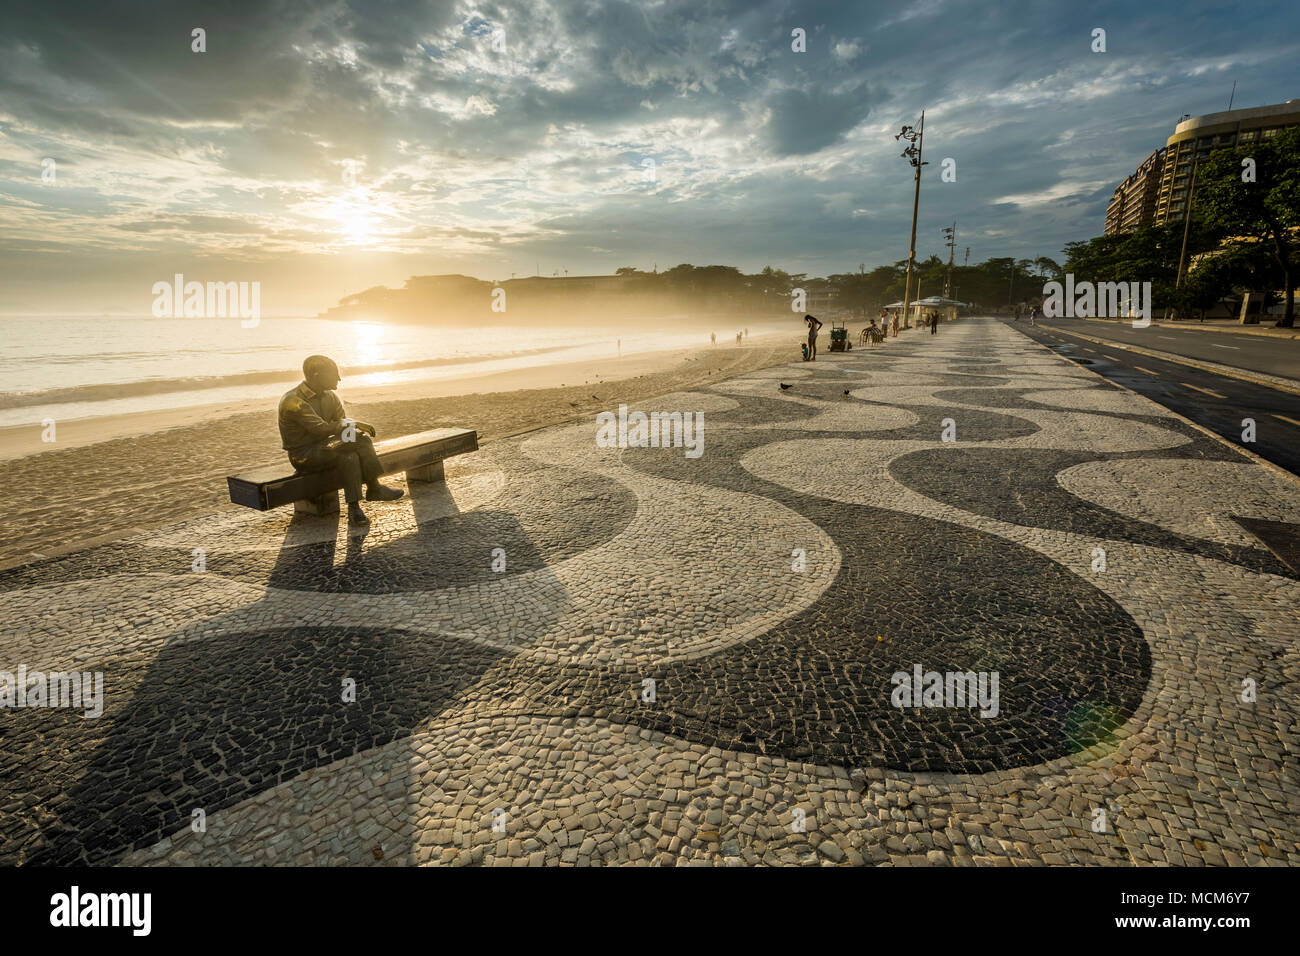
left=908, top=296, right=966, bottom=325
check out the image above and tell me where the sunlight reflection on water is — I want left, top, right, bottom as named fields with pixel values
left=0, top=314, right=770, bottom=426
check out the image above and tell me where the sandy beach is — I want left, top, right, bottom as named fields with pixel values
left=0, top=333, right=793, bottom=569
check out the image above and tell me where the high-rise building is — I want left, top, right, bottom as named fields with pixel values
left=1103, top=99, right=1300, bottom=236
left=1104, top=149, right=1164, bottom=236
left=1153, top=100, right=1300, bottom=225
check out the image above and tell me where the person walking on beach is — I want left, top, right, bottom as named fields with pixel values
left=711, top=332, right=716, bottom=345
left=278, top=355, right=404, bottom=525
left=804, top=314, right=823, bottom=361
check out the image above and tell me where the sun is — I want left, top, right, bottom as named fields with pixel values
left=320, top=195, right=378, bottom=246
left=337, top=207, right=375, bottom=245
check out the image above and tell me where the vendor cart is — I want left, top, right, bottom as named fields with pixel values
left=828, top=320, right=851, bottom=352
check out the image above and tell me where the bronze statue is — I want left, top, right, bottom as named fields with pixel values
left=278, top=355, right=404, bottom=524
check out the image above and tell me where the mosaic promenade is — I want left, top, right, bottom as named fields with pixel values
left=3, top=318, right=1296, bottom=866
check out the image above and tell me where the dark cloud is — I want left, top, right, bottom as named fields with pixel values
left=0, top=0, right=1298, bottom=314
left=765, top=83, right=876, bottom=155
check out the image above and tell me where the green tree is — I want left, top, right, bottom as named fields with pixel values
left=1033, top=256, right=1064, bottom=280
left=1194, top=125, right=1300, bottom=327
left=1062, top=222, right=1206, bottom=313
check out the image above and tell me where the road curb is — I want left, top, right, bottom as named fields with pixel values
left=1068, top=317, right=1300, bottom=340
left=1043, top=325, right=1300, bottom=396
left=1017, top=325, right=1300, bottom=490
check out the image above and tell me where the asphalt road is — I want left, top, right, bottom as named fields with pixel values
left=1003, top=318, right=1300, bottom=478
left=1018, top=315, right=1300, bottom=382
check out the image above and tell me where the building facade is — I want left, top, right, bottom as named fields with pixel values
left=1104, top=149, right=1164, bottom=236
left=1103, top=99, right=1300, bottom=235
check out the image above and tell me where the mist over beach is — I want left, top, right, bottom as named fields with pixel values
left=0, top=310, right=791, bottom=428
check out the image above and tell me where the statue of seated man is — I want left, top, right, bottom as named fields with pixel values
left=278, top=354, right=404, bottom=524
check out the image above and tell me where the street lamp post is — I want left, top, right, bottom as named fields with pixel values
left=942, top=223, right=955, bottom=299
left=896, top=111, right=927, bottom=330
left=1172, top=152, right=1200, bottom=321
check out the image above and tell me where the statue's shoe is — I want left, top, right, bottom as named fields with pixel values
left=366, top=484, right=405, bottom=502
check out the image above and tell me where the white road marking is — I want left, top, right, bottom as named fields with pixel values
left=1210, top=343, right=1240, bottom=350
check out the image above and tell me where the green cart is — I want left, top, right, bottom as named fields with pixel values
left=828, top=321, right=852, bottom=352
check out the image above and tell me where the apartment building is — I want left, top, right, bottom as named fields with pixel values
left=1103, top=99, right=1300, bottom=235
left=1104, top=149, right=1164, bottom=236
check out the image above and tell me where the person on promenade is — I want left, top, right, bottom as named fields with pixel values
left=278, top=354, right=404, bottom=525
left=804, top=314, right=823, bottom=360
left=1029, top=305, right=1038, bottom=327
left=929, top=311, right=939, bottom=335
left=891, top=311, right=900, bottom=337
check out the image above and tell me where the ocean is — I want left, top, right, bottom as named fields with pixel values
left=0, top=315, right=724, bottom=427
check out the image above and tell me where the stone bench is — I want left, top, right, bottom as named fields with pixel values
left=227, top=427, right=479, bottom=515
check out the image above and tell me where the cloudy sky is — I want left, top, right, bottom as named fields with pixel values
left=2, top=0, right=1298, bottom=315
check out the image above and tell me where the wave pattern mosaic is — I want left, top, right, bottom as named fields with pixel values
left=2, top=320, right=1296, bottom=866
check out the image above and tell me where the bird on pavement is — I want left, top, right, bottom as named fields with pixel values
left=779, top=383, right=792, bottom=390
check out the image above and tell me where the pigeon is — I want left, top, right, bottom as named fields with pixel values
left=779, top=383, right=792, bottom=390
left=843, top=389, right=851, bottom=396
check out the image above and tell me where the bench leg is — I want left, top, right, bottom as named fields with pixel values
left=407, top=460, right=445, bottom=483
left=294, top=491, right=340, bottom=516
